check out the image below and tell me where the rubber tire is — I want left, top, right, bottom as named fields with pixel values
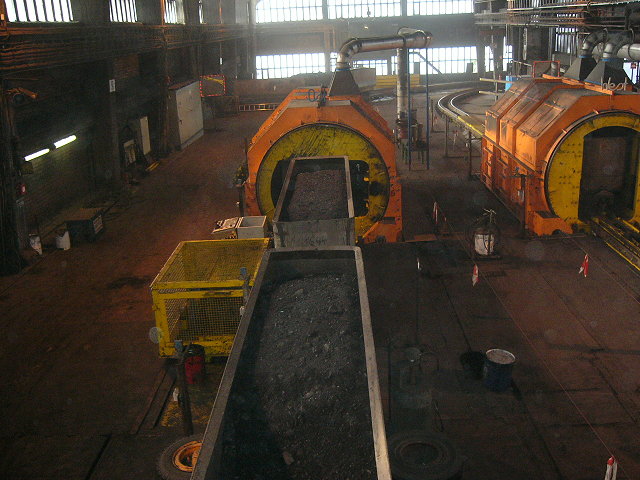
left=388, top=430, right=463, bottom=480
left=157, top=434, right=202, bottom=480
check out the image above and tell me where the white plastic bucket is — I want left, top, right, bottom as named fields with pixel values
left=55, top=230, right=71, bottom=250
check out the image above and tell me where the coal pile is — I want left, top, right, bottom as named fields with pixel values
left=221, top=274, right=377, bottom=480
left=286, top=169, right=348, bottom=221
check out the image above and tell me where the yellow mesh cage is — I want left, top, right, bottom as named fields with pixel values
left=151, top=239, right=269, bottom=357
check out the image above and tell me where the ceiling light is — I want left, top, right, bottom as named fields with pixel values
left=24, top=148, right=50, bottom=161
left=54, top=135, right=76, bottom=148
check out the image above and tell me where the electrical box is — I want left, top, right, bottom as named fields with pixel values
left=66, top=208, right=104, bottom=242
left=129, top=116, right=151, bottom=156
left=168, top=81, right=204, bottom=150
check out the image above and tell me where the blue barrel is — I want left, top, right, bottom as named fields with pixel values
left=483, top=349, right=515, bottom=392
left=505, top=75, right=516, bottom=90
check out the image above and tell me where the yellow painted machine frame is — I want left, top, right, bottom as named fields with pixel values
left=245, top=87, right=402, bottom=243
left=482, top=76, right=640, bottom=235
left=151, top=239, right=269, bottom=358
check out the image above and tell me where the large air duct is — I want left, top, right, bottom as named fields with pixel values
left=334, top=29, right=431, bottom=71
left=330, top=29, right=431, bottom=98
left=567, top=30, right=634, bottom=82
left=579, top=30, right=607, bottom=58
left=602, top=31, right=634, bottom=61
left=617, top=43, right=640, bottom=61
left=395, top=28, right=431, bottom=135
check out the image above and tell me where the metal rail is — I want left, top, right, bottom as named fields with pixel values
left=591, top=217, right=640, bottom=271
left=436, top=89, right=485, bottom=138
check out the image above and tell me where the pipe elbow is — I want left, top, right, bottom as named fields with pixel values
left=336, top=38, right=361, bottom=70
left=579, top=30, right=607, bottom=58
left=398, top=28, right=432, bottom=49
left=603, top=31, right=634, bottom=60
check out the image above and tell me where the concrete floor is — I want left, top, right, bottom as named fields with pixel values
left=1, top=94, right=639, bottom=479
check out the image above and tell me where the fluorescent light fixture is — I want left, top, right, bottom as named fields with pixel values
left=24, top=149, right=50, bottom=161
left=54, top=135, right=77, bottom=148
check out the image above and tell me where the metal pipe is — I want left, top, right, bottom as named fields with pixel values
left=603, top=31, right=634, bottom=60
left=407, top=47, right=412, bottom=167
left=616, top=43, right=640, bottom=61
left=397, top=46, right=408, bottom=123
left=579, top=30, right=607, bottom=58
left=335, top=29, right=431, bottom=70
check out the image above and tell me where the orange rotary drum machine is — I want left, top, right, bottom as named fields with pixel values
left=482, top=76, right=640, bottom=235
left=244, top=87, right=402, bottom=243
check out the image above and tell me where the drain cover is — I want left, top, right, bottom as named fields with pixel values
left=388, top=430, right=463, bottom=480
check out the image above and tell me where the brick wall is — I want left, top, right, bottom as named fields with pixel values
left=23, top=136, right=92, bottom=231
left=114, top=54, right=141, bottom=81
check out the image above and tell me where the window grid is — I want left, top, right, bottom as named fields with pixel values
left=393, top=47, right=478, bottom=75
left=327, top=0, right=401, bottom=19
left=554, top=27, right=577, bottom=56
left=353, top=59, right=389, bottom=76
left=484, top=44, right=514, bottom=72
left=256, top=53, right=325, bottom=79
left=6, top=0, right=73, bottom=22
left=408, top=0, right=473, bottom=15
left=256, top=0, right=323, bottom=23
left=165, top=0, right=185, bottom=24
left=110, top=0, right=137, bottom=23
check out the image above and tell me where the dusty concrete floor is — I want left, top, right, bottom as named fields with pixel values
left=0, top=112, right=270, bottom=480
left=1, top=93, right=639, bottom=479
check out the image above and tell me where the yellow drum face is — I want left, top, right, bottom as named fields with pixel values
left=256, top=123, right=390, bottom=237
left=546, top=113, right=640, bottom=225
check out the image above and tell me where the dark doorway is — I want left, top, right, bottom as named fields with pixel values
left=579, top=126, right=639, bottom=220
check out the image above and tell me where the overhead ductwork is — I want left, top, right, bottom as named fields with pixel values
left=334, top=29, right=431, bottom=71
left=602, top=31, right=634, bottom=61
left=567, top=30, right=635, bottom=83
left=579, top=30, right=607, bottom=58
left=617, top=43, right=640, bottom=61
left=329, top=29, right=431, bottom=97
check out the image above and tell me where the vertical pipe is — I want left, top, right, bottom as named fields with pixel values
left=397, top=47, right=407, bottom=129
left=406, top=47, right=412, bottom=168
left=425, top=47, right=429, bottom=169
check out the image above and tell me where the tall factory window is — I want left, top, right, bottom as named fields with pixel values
left=485, top=44, right=513, bottom=72
left=353, top=59, right=389, bottom=76
left=5, top=0, right=73, bottom=22
left=554, top=27, right=578, bottom=56
left=408, top=0, right=473, bottom=15
left=165, top=0, right=185, bottom=24
left=256, top=53, right=325, bottom=79
left=392, top=47, right=477, bottom=74
left=110, top=0, right=137, bottom=22
left=256, top=0, right=323, bottom=23
left=327, top=0, right=401, bottom=19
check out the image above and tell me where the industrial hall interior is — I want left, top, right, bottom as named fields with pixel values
left=3, top=0, right=640, bottom=479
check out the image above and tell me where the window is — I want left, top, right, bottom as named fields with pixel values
left=485, top=44, right=513, bottom=72
left=327, top=0, right=401, bottom=19
left=554, top=27, right=577, bottom=56
left=199, top=0, right=203, bottom=23
left=353, top=59, right=389, bottom=76
left=408, top=0, right=473, bottom=15
left=5, top=0, right=73, bottom=22
left=256, top=53, right=325, bottom=79
left=393, top=47, right=478, bottom=75
left=165, top=0, right=185, bottom=24
left=256, top=0, right=323, bottom=23
left=110, top=0, right=137, bottom=23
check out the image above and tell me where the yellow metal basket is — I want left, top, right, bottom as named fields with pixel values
left=151, top=239, right=270, bottom=357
